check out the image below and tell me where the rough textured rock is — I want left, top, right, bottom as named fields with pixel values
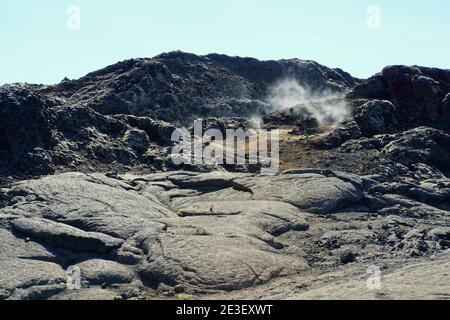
left=263, top=108, right=305, bottom=127
left=139, top=230, right=307, bottom=291
left=3, top=172, right=176, bottom=239
left=0, top=52, right=360, bottom=178
left=1, top=169, right=449, bottom=300
left=313, top=120, right=362, bottom=149
left=123, top=129, right=150, bottom=154
left=49, top=52, right=356, bottom=123
left=0, top=228, right=67, bottom=300
left=209, top=254, right=450, bottom=300
left=349, top=65, right=450, bottom=131
left=263, top=107, right=320, bottom=134
left=49, top=288, right=121, bottom=300
left=2, top=54, right=449, bottom=179
left=0, top=171, right=314, bottom=297
left=0, top=85, right=57, bottom=176
left=442, top=93, right=450, bottom=125
left=381, top=127, right=450, bottom=174
left=354, top=100, right=398, bottom=137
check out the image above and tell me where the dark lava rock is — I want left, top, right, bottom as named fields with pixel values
left=0, top=85, right=57, bottom=176
left=1, top=53, right=449, bottom=182
left=263, top=108, right=305, bottom=127
left=0, top=169, right=448, bottom=299
left=349, top=65, right=450, bottom=131
left=289, top=116, right=321, bottom=135
left=313, top=120, right=362, bottom=149
left=123, top=129, right=150, bottom=154
left=47, top=51, right=356, bottom=124
left=340, top=251, right=357, bottom=264
left=381, top=127, right=450, bottom=174
left=0, top=52, right=358, bottom=177
left=354, top=100, right=398, bottom=137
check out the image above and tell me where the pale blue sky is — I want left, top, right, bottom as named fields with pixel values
left=1, top=0, right=449, bottom=85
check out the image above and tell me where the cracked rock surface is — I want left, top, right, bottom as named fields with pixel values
left=1, top=169, right=448, bottom=300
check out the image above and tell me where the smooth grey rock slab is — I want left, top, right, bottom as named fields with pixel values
left=75, top=259, right=135, bottom=285
left=233, top=174, right=364, bottom=214
left=138, top=231, right=308, bottom=292
left=4, top=172, right=177, bottom=239
left=11, top=218, right=123, bottom=254
left=0, top=228, right=67, bottom=300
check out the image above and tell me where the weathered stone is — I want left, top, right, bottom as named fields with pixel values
left=0, top=228, right=67, bottom=300
left=4, top=172, right=176, bottom=239
left=428, top=227, right=450, bottom=241
left=313, top=120, right=362, bottom=149
left=354, top=100, right=398, bottom=137
left=138, top=231, right=307, bottom=291
left=382, top=127, right=450, bottom=174
left=0, top=167, right=449, bottom=299
left=123, top=129, right=150, bottom=153
left=11, top=218, right=123, bottom=254
left=233, top=173, right=364, bottom=214
left=2, top=53, right=450, bottom=301
left=50, top=288, right=121, bottom=301
left=349, top=65, right=450, bottom=131
left=75, top=259, right=135, bottom=286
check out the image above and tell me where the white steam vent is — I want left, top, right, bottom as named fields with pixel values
left=266, top=78, right=351, bottom=126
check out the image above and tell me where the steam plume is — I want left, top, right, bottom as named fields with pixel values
left=265, top=78, right=351, bottom=126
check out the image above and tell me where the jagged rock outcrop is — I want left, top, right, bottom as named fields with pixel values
left=2, top=53, right=449, bottom=179
left=381, top=127, right=450, bottom=174
left=46, top=52, right=357, bottom=123
left=0, top=84, right=180, bottom=177
left=349, top=65, right=450, bottom=131
left=354, top=100, right=398, bottom=137
left=312, top=126, right=450, bottom=179
left=0, top=85, right=57, bottom=175
left=313, top=120, right=362, bottom=149
left=0, top=52, right=360, bottom=178
left=263, top=107, right=321, bottom=135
